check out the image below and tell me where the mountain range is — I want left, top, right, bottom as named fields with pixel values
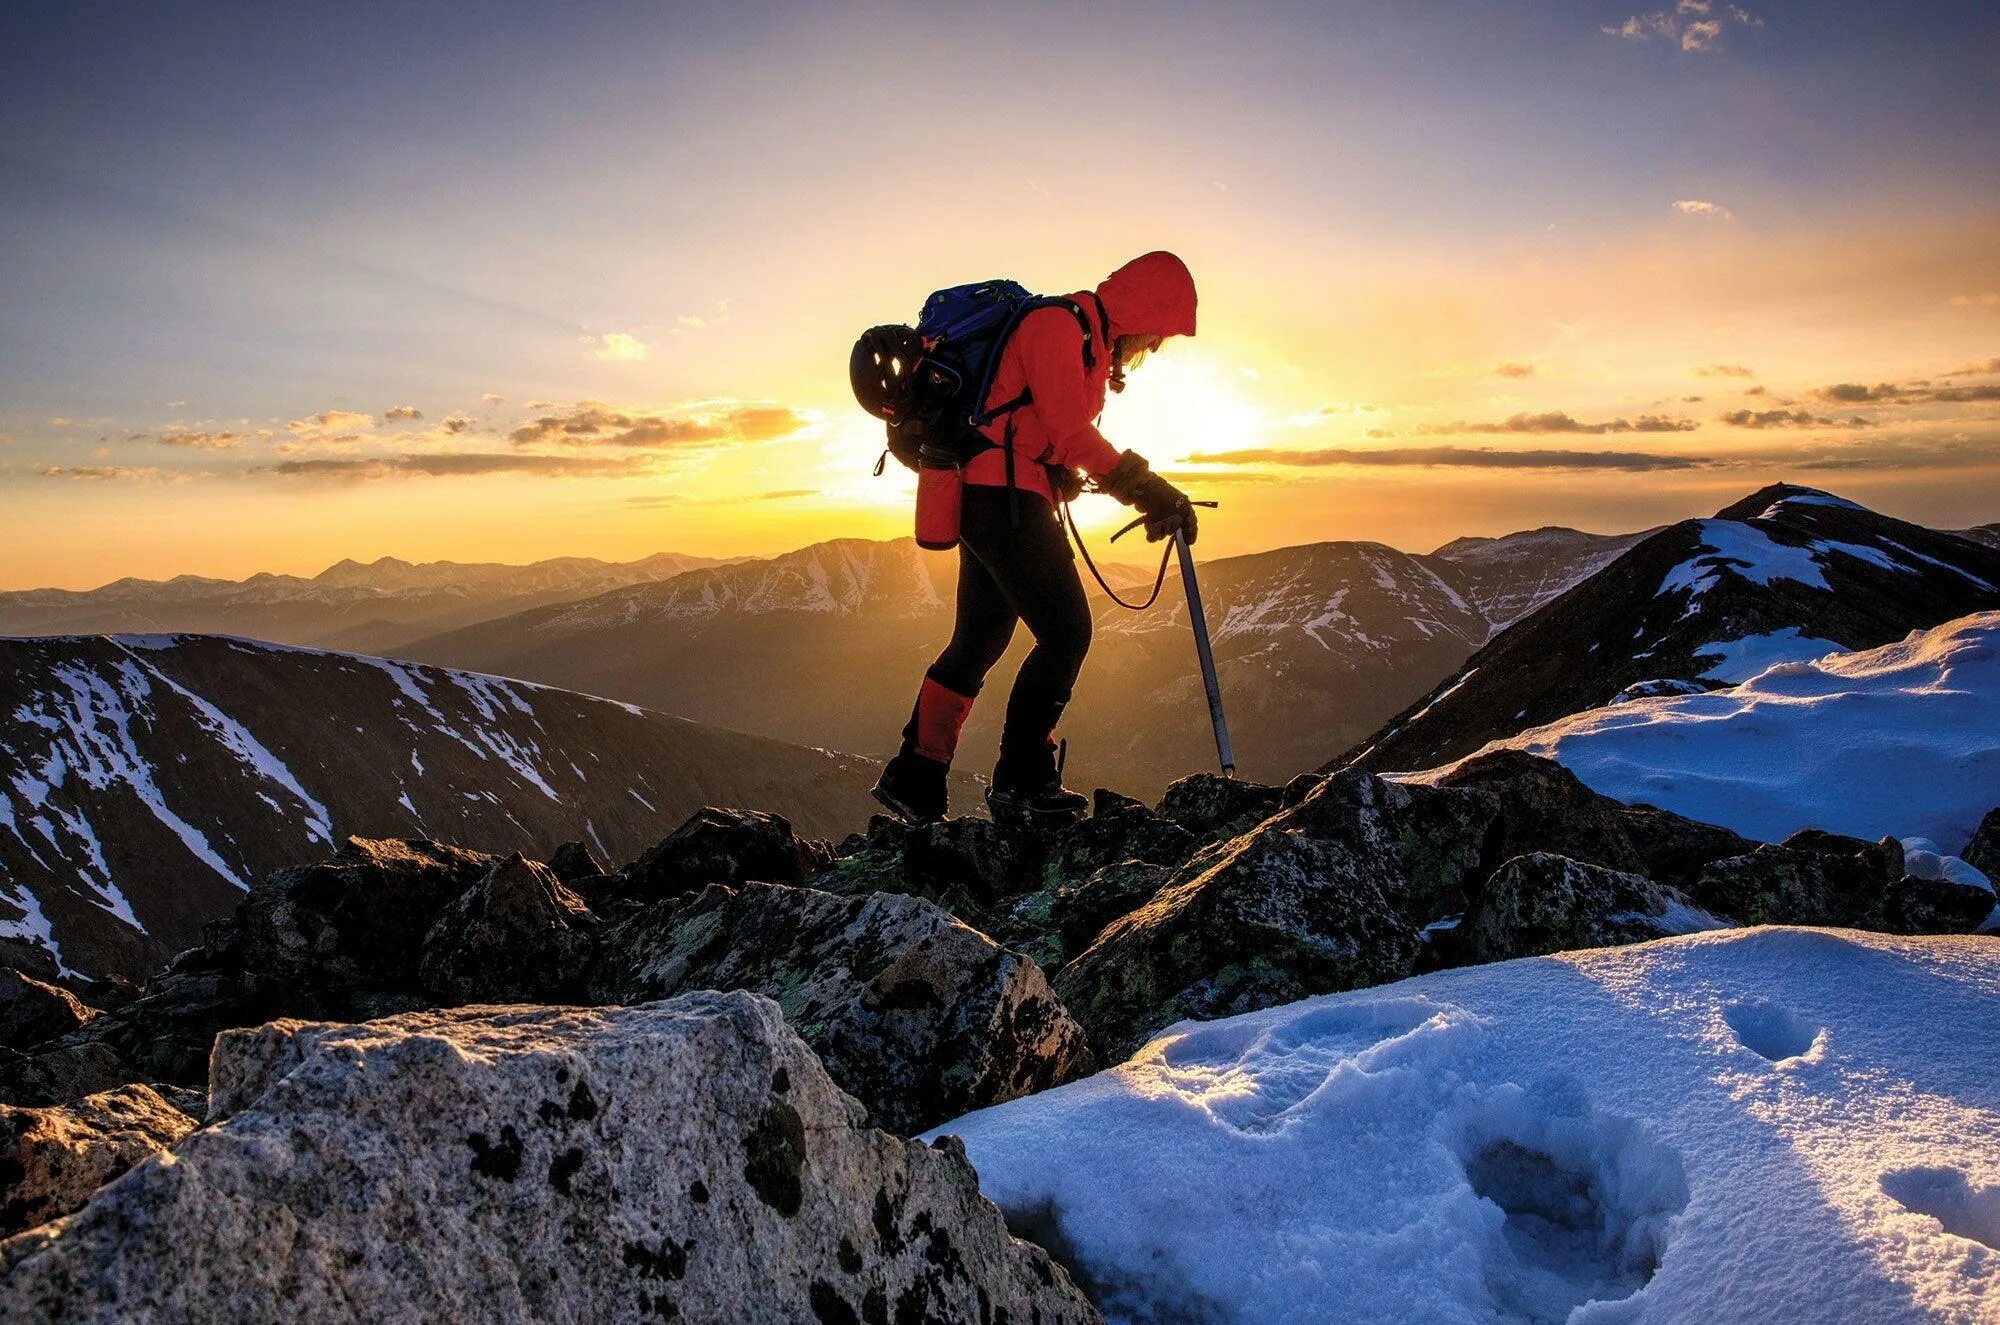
left=0, top=634, right=881, bottom=980
left=402, top=524, right=1637, bottom=795
left=0, top=552, right=732, bottom=658
left=1343, top=484, right=2000, bottom=773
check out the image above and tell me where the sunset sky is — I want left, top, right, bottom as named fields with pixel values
left=3, top=1, right=1998, bottom=589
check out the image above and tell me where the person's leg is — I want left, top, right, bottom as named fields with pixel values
left=875, top=530, right=1018, bottom=822
left=958, top=490, right=1093, bottom=802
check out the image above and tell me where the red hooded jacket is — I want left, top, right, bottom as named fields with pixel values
left=963, top=251, right=1198, bottom=502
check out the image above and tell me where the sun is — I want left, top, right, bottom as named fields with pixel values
left=1097, top=351, right=1264, bottom=468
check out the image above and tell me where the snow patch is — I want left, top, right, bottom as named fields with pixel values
left=1442, top=612, right=2000, bottom=852
left=1694, top=628, right=1844, bottom=683
left=934, top=928, right=2000, bottom=1323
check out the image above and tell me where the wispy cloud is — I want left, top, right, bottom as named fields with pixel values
left=508, top=400, right=812, bottom=448
left=40, top=465, right=182, bottom=482
left=1717, top=409, right=1870, bottom=429
left=1491, top=361, right=1536, bottom=379
left=1816, top=381, right=2000, bottom=405
left=1673, top=199, right=1733, bottom=220
left=1183, top=446, right=1710, bottom=472
left=1943, top=356, right=2000, bottom=378
left=287, top=409, right=375, bottom=434
left=261, top=453, right=656, bottom=481
left=584, top=331, right=649, bottom=362
left=159, top=429, right=256, bottom=449
left=1285, top=402, right=1382, bottom=425
left=1419, top=411, right=1698, bottom=436
left=1693, top=363, right=1756, bottom=378
left=1604, top=1, right=1762, bottom=52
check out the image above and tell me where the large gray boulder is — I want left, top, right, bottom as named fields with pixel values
left=1444, top=853, right=1731, bottom=965
left=0, top=1085, right=193, bottom=1238
left=591, top=882, right=1094, bottom=1134
left=0, top=994, right=1098, bottom=1325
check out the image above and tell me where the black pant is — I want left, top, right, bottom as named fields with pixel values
left=924, top=485, right=1092, bottom=777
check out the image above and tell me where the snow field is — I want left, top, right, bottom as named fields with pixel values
left=1447, top=613, right=2000, bottom=856
left=933, top=928, right=2000, bottom=1324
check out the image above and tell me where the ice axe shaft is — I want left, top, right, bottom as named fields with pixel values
left=1174, top=529, right=1236, bottom=776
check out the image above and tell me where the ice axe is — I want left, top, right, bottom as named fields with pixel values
left=1106, top=502, right=1236, bottom=777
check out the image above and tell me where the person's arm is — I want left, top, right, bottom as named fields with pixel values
left=1013, top=308, right=1120, bottom=477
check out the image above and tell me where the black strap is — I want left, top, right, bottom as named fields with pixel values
left=1087, top=292, right=1111, bottom=353
left=1003, top=416, right=1020, bottom=528
left=1062, top=498, right=1171, bottom=611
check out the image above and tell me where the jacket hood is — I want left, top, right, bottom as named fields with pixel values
left=1094, top=250, right=1197, bottom=341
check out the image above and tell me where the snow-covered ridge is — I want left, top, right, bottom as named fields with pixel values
left=0, top=632, right=871, bottom=978
left=1432, top=611, right=2000, bottom=854
left=1660, top=516, right=1997, bottom=614
left=933, top=927, right=2000, bottom=1324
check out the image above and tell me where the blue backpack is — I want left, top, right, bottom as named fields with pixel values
left=851, top=280, right=1103, bottom=470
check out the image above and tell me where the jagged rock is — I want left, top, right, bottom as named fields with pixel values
left=1889, top=854, right=1998, bottom=935
left=0, top=971, right=97, bottom=1052
left=0, top=1085, right=194, bottom=1238
left=1053, top=861, right=1174, bottom=963
left=1055, top=769, right=1498, bottom=1058
left=544, top=840, right=604, bottom=886
left=610, top=808, right=831, bottom=908
left=0, top=945, right=59, bottom=989
left=1689, top=833, right=1906, bottom=929
left=1156, top=773, right=1287, bottom=839
left=1045, top=791, right=1197, bottom=884
left=1435, top=750, right=1652, bottom=874
left=1616, top=803, right=1760, bottom=891
left=901, top=817, right=1037, bottom=908
left=418, top=855, right=597, bottom=1003
left=1962, top=808, right=2000, bottom=877
left=0, top=995, right=1098, bottom=1324
left=239, top=836, right=497, bottom=991
left=591, top=882, right=1092, bottom=1134
left=1445, top=853, right=1729, bottom=965
left=1277, top=769, right=1498, bottom=923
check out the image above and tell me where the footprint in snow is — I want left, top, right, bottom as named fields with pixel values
left=1722, top=997, right=1824, bottom=1066
left=1881, top=1167, right=2000, bottom=1251
left=1455, top=1102, right=1688, bottom=1325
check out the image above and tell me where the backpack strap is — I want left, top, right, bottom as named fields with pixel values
left=969, top=297, right=1101, bottom=427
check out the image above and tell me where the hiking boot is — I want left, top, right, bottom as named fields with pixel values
left=987, top=738, right=1087, bottom=826
left=871, top=752, right=948, bottom=827
left=985, top=779, right=1089, bottom=827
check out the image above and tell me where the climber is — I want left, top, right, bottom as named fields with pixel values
left=870, top=250, right=1200, bottom=826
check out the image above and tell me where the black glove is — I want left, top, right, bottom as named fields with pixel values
left=1098, top=450, right=1198, bottom=545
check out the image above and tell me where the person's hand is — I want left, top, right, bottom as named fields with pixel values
left=1099, top=450, right=1198, bottom=544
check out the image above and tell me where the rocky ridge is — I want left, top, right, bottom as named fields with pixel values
left=0, top=750, right=1991, bottom=1314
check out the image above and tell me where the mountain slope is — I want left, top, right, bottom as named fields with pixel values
left=1414, top=610, right=2000, bottom=857
left=1341, top=484, right=2000, bottom=773
left=0, top=552, right=732, bottom=656
left=1066, top=540, right=1490, bottom=791
left=1430, top=525, right=1656, bottom=634
left=408, top=536, right=1496, bottom=796
left=0, top=635, right=881, bottom=980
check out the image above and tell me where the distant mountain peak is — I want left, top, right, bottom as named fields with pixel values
left=1712, top=482, right=1870, bottom=522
